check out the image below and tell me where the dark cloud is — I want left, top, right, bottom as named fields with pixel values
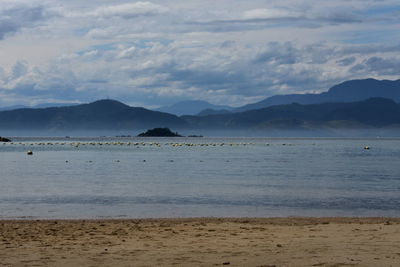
left=184, top=11, right=362, bottom=34
left=339, top=44, right=400, bottom=55
left=336, top=57, right=356, bottom=66
left=254, top=42, right=333, bottom=65
left=220, top=40, right=235, bottom=48
left=0, top=5, right=48, bottom=40
left=255, top=42, right=299, bottom=65
left=348, top=56, right=400, bottom=76
left=168, top=68, right=250, bottom=92
left=10, top=61, right=29, bottom=80
left=364, top=56, right=400, bottom=75
left=349, top=63, right=366, bottom=73
left=315, top=10, right=362, bottom=24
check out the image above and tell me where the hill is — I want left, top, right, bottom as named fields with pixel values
left=235, top=78, right=400, bottom=112
left=137, top=128, right=182, bottom=137
left=0, top=99, right=187, bottom=130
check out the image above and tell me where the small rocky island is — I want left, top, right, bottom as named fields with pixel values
left=0, top=136, right=11, bottom=142
left=137, top=128, right=182, bottom=137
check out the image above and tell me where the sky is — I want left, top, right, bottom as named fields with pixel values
left=0, top=0, right=400, bottom=108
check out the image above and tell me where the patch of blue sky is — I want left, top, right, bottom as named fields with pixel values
left=85, top=79, right=108, bottom=84
left=132, top=39, right=173, bottom=48
left=361, top=5, right=400, bottom=16
left=77, top=39, right=173, bottom=55
left=76, top=43, right=118, bottom=56
left=87, top=43, right=118, bottom=52
left=338, top=28, right=400, bottom=45
left=74, top=28, right=92, bottom=36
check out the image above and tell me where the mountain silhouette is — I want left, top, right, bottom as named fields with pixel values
left=1, top=78, right=400, bottom=131
left=183, top=98, right=400, bottom=129
left=235, top=78, right=400, bottom=112
left=0, top=99, right=187, bottom=130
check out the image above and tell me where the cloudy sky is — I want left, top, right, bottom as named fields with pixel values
left=0, top=0, right=400, bottom=108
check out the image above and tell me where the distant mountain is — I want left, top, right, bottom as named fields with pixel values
left=0, top=99, right=187, bottom=130
left=2, top=97, right=400, bottom=132
left=182, top=98, right=400, bottom=129
left=0, top=105, right=28, bottom=112
left=0, top=102, right=77, bottom=112
left=235, top=78, right=400, bottom=112
left=197, top=108, right=232, bottom=116
left=156, top=100, right=233, bottom=116
left=34, top=102, right=78, bottom=109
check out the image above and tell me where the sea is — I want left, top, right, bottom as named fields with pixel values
left=1, top=137, right=400, bottom=219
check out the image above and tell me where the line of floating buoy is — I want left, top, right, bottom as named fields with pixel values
left=5, top=141, right=262, bottom=147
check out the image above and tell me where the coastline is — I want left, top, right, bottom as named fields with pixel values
left=1, top=217, right=400, bottom=266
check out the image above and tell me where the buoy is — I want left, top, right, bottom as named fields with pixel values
left=27, top=150, right=33, bottom=155
left=364, top=146, right=370, bottom=150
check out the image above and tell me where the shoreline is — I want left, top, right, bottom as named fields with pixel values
left=1, top=217, right=400, bottom=266
left=1, top=216, right=400, bottom=222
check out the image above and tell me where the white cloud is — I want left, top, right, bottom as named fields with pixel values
left=89, top=2, right=169, bottom=19
left=86, top=28, right=114, bottom=39
left=1, top=0, right=400, bottom=107
left=0, top=4, right=49, bottom=40
left=242, top=8, right=301, bottom=20
left=2, top=38, right=400, bottom=107
left=116, top=46, right=137, bottom=59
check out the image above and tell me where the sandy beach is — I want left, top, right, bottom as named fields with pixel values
left=0, top=218, right=399, bottom=266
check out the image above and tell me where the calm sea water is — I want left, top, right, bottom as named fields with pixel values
left=0, top=137, right=399, bottom=219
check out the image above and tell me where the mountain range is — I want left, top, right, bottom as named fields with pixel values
left=0, top=98, right=399, bottom=131
left=182, top=97, right=400, bottom=129
left=234, top=78, right=400, bottom=112
left=0, top=78, right=400, bottom=132
left=157, top=78, right=400, bottom=116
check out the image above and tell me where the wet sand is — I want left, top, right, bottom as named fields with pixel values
left=1, top=217, right=400, bottom=266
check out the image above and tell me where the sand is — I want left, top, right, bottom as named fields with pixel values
left=1, top=217, right=400, bottom=267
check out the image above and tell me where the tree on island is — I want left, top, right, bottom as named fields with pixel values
left=137, top=128, right=182, bottom=137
